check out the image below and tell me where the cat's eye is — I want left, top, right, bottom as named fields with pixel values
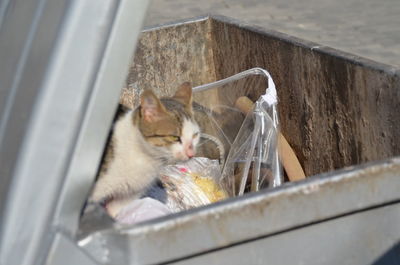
left=170, top=136, right=181, bottom=143
left=193, top=132, right=199, bottom=139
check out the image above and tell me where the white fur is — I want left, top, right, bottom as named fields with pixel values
left=90, top=113, right=200, bottom=217
left=90, top=111, right=163, bottom=216
left=170, top=118, right=200, bottom=160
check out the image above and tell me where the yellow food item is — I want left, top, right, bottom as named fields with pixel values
left=191, top=173, right=227, bottom=203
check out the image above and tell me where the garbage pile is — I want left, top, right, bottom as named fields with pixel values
left=82, top=68, right=305, bottom=227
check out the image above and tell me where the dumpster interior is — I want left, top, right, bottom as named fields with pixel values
left=78, top=16, right=400, bottom=263
left=123, top=17, right=400, bottom=177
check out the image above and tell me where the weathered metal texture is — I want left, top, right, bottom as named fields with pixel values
left=122, top=17, right=218, bottom=109
left=172, top=203, right=400, bottom=265
left=80, top=157, right=400, bottom=264
left=122, top=17, right=252, bottom=160
left=208, top=16, right=400, bottom=177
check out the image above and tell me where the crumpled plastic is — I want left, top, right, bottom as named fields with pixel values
left=160, top=157, right=227, bottom=212
left=115, top=197, right=171, bottom=225
left=192, top=68, right=283, bottom=196
left=113, top=157, right=227, bottom=225
left=220, top=96, right=282, bottom=196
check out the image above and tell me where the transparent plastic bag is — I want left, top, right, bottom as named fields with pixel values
left=159, top=157, right=227, bottom=212
left=221, top=97, right=282, bottom=196
left=192, top=68, right=283, bottom=196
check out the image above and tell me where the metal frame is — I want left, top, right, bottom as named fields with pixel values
left=79, top=157, right=400, bottom=264
left=172, top=203, right=400, bottom=265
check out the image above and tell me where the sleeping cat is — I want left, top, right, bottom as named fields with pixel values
left=89, top=82, right=200, bottom=217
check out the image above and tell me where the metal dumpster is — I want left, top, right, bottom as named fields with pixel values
left=79, top=15, right=400, bottom=265
left=1, top=9, right=399, bottom=265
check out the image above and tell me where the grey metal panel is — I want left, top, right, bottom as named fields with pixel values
left=45, top=234, right=97, bottom=265
left=52, top=0, right=150, bottom=238
left=173, top=203, right=400, bottom=265
left=80, top=157, right=400, bottom=264
left=0, top=0, right=148, bottom=264
left=0, top=0, right=68, bottom=225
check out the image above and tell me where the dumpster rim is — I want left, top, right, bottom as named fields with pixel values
left=143, top=14, right=400, bottom=76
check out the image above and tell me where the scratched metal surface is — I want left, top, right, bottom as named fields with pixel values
left=79, top=157, right=400, bottom=264
left=172, top=204, right=400, bottom=265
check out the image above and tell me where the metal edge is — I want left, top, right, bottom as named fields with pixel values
left=46, top=233, right=98, bottom=265
left=52, top=0, right=150, bottom=237
left=80, top=157, right=400, bottom=264
left=142, top=15, right=210, bottom=32
left=169, top=203, right=400, bottom=265
left=0, top=0, right=149, bottom=264
left=143, top=14, right=400, bottom=76
left=118, top=156, right=400, bottom=234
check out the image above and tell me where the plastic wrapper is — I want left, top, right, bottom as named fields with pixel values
left=192, top=68, right=283, bottom=196
left=159, top=157, right=227, bottom=212
left=115, top=197, right=171, bottom=225
left=102, top=157, right=226, bottom=225
left=221, top=97, right=281, bottom=196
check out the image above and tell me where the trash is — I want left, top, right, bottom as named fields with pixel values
left=192, top=68, right=283, bottom=196
left=191, top=174, right=226, bottom=203
left=88, top=68, right=287, bottom=225
left=159, top=157, right=227, bottom=212
left=235, top=96, right=306, bottom=183
left=115, top=197, right=171, bottom=225
left=109, top=157, right=227, bottom=225
left=221, top=94, right=281, bottom=196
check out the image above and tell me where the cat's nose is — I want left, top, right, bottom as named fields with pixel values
left=186, top=144, right=195, bottom=158
left=186, top=149, right=195, bottom=158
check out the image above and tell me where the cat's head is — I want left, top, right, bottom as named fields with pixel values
left=137, top=82, right=200, bottom=162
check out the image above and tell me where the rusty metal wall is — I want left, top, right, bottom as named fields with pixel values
left=122, top=17, right=218, bottom=108
left=208, top=17, right=400, bottom=177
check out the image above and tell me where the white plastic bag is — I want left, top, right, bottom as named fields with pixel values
left=115, top=197, right=171, bottom=225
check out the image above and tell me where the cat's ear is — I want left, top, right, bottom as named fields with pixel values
left=140, top=90, right=167, bottom=122
left=173, top=82, right=193, bottom=108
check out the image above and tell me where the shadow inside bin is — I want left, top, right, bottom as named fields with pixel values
left=372, top=241, right=400, bottom=265
left=78, top=180, right=168, bottom=240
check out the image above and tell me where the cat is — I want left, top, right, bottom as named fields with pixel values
left=89, top=82, right=201, bottom=217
